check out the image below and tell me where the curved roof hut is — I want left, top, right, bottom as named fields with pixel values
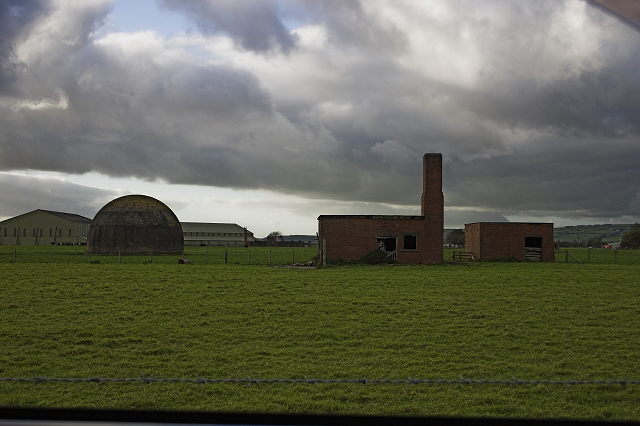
left=87, top=195, right=183, bottom=254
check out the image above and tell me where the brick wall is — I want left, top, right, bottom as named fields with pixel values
left=465, top=222, right=554, bottom=261
left=318, top=154, right=443, bottom=265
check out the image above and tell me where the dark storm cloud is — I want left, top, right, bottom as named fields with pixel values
left=0, top=0, right=639, bottom=227
left=465, top=64, right=640, bottom=138
left=0, top=0, right=50, bottom=95
left=158, top=0, right=299, bottom=54
left=0, top=173, right=119, bottom=219
left=444, top=136, right=640, bottom=218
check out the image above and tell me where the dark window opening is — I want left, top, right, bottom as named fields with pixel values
left=377, top=237, right=397, bottom=252
left=525, top=236, right=542, bottom=248
left=403, top=235, right=417, bottom=250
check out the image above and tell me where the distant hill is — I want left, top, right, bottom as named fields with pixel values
left=553, top=224, right=631, bottom=244
left=445, top=225, right=632, bottom=245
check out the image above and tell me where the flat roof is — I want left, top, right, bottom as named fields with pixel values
left=318, top=215, right=424, bottom=220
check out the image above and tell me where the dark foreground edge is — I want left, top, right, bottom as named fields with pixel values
left=1, top=408, right=638, bottom=426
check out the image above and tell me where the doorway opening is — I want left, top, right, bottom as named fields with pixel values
left=524, top=236, right=542, bottom=261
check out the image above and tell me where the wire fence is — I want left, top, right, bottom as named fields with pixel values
left=1, top=247, right=638, bottom=265
left=0, top=247, right=319, bottom=266
left=2, top=376, right=639, bottom=387
left=553, top=248, right=636, bottom=264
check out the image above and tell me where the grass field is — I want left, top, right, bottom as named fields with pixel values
left=1, top=246, right=639, bottom=420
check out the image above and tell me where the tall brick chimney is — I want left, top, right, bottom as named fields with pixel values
left=421, top=153, right=444, bottom=261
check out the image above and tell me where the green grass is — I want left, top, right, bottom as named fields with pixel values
left=1, top=258, right=640, bottom=420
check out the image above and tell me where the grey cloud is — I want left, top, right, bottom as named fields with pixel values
left=0, top=0, right=50, bottom=95
left=315, top=0, right=407, bottom=54
left=158, top=0, right=298, bottom=54
left=0, top=173, right=120, bottom=219
left=444, top=209, right=509, bottom=229
left=1, top=0, right=639, bottom=227
left=465, top=65, right=640, bottom=138
left=444, top=136, right=640, bottom=218
left=157, top=0, right=407, bottom=55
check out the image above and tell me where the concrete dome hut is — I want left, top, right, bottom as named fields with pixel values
left=87, top=195, right=183, bottom=254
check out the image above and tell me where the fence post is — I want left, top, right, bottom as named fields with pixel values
left=224, top=250, right=228, bottom=264
left=588, top=248, right=591, bottom=263
left=150, top=252, right=153, bottom=263
left=565, top=250, right=569, bottom=263
left=615, top=249, right=618, bottom=264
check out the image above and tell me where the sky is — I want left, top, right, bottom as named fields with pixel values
left=0, top=0, right=639, bottom=238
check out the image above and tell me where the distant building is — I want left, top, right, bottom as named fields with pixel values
left=0, top=209, right=255, bottom=249
left=464, top=222, right=554, bottom=261
left=0, top=209, right=91, bottom=245
left=181, top=222, right=255, bottom=247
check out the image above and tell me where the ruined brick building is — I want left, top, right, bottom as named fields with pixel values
left=318, top=153, right=444, bottom=264
left=465, top=222, right=554, bottom=261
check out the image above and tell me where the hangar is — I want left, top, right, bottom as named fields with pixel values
left=0, top=209, right=91, bottom=245
left=181, top=222, right=255, bottom=247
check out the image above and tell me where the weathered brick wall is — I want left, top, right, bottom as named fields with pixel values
left=465, top=222, right=554, bottom=261
left=318, top=215, right=442, bottom=264
left=318, top=153, right=444, bottom=265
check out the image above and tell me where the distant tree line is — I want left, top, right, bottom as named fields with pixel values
left=445, top=229, right=465, bottom=246
left=621, top=224, right=640, bottom=249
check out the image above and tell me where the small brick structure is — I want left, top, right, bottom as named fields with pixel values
left=318, top=154, right=444, bottom=264
left=464, top=222, right=554, bottom=261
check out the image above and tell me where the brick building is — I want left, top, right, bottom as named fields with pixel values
left=318, top=153, right=444, bottom=264
left=464, top=222, right=554, bottom=261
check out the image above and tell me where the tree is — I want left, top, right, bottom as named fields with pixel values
left=621, top=224, right=640, bottom=249
left=445, top=228, right=465, bottom=246
left=267, top=231, right=284, bottom=241
left=585, top=237, right=602, bottom=248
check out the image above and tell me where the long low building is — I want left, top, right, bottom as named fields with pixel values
left=180, top=222, right=255, bottom=247
left=0, top=210, right=255, bottom=247
left=0, top=209, right=92, bottom=245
